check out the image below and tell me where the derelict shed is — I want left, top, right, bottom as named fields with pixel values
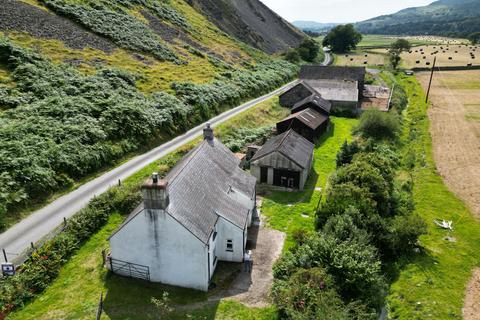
left=250, top=130, right=314, bottom=191
left=276, top=107, right=329, bottom=142
left=291, top=93, right=332, bottom=116
left=279, top=81, right=318, bottom=108
left=108, top=125, right=257, bottom=292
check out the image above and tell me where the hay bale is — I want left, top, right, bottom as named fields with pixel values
left=426, top=62, right=431, bottom=65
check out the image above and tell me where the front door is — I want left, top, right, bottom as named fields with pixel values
left=260, top=167, right=268, bottom=183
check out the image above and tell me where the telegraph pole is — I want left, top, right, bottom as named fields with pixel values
left=425, top=56, right=437, bottom=103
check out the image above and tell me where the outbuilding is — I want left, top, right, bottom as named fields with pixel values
left=108, top=125, right=257, bottom=292
left=250, top=130, right=314, bottom=190
left=291, top=93, right=332, bottom=116
left=276, top=107, right=329, bottom=142
left=279, top=81, right=318, bottom=108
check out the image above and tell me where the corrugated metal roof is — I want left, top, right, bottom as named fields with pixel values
left=278, top=107, right=329, bottom=130
left=300, top=65, right=366, bottom=82
left=251, top=130, right=314, bottom=169
left=292, top=93, right=332, bottom=114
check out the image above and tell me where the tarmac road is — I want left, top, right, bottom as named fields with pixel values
left=0, top=80, right=299, bottom=263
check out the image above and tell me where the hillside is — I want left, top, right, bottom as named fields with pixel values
left=356, top=0, right=480, bottom=37
left=0, top=0, right=299, bottom=225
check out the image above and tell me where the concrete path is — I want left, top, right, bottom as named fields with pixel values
left=0, top=80, right=299, bottom=263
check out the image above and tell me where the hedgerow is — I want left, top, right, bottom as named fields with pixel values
left=0, top=38, right=297, bottom=227
left=223, top=125, right=274, bottom=152
left=39, top=0, right=180, bottom=62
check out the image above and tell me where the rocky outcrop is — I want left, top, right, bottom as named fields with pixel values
left=187, top=0, right=305, bottom=54
left=0, top=0, right=115, bottom=52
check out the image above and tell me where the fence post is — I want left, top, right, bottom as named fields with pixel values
left=2, top=249, right=7, bottom=263
left=30, top=242, right=35, bottom=250
left=96, top=292, right=103, bottom=320
left=63, top=217, right=67, bottom=227
left=101, top=250, right=106, bottom=266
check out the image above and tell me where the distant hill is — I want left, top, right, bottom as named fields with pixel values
left=356, top=0, right=480, bottom=37
left=292, top=21, right=341, bottom=33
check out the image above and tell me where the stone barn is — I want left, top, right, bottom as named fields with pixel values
left=251, top=130, right=314, bottom=190
left=291, top=93, right=332, bottom=116
left=108, top=125, right=256, bottom=292
left=277, top=108, right=329, bottom=142
left=299, top=65, right=366, bottom=115
left=279, top=81, right=318, bottom=108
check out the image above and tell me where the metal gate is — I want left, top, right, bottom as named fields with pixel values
left=109, top=258, right=150, bottom=281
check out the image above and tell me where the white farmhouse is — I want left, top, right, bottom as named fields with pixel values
left=108, top=124, right=256, bottom=291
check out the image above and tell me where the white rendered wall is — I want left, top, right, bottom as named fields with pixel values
left=110, top=209, right=209, bottom=291
left=214, top=217, right=245, bottom=263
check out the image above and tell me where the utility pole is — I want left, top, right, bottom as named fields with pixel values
left=425, top=56, right=437, bottom=103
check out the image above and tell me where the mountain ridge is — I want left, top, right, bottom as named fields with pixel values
left=356, top=0, right=480, bottom=37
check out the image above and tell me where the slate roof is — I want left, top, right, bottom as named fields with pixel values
left=278, top=107, right=329, bottom=130
left=111, top=138, right=256, bottom=244
left=292, top=93, right=332, bottom=114
left=251, top=130, right=314, bottom=169
left=305, top=79, right=359, bottom=102
left=300, top=65, right=366, bottom=82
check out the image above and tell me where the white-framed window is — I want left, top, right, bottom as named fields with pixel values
left=226, top=239, right=233, bottom=252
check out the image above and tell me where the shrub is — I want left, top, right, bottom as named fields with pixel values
left=273, top=232, right=385, bottom=309
left=354, top=110, right=401, bottom=140
left=336, top=140, right=361, bottom=167
left=297, top=38, right=320, bottom=62
left=386, top=213, right=427, bottom=255
left=271, top=268, right=365, bottom=320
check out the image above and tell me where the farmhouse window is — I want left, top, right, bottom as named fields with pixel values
left=226, top=239, right=233, bottom=252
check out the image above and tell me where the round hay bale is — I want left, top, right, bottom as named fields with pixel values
left=416, top=60, right=420, bottom=64
left=426, top=62, right=431, bottom=65
left=448, top=57, right=452, bottom=60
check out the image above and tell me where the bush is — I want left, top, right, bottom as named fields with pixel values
left=273, top=232, right=385, bottom=308
left=336, top=140, right=361, bottom=167
left=354, top=110, right=401, bottom=140
left=271, top=268, right=375, bottom=320
left=222, top=126, right=274, bottom=152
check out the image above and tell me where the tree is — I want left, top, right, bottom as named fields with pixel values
left=285, top=48, right=301, bottom=63
left=322, top=24, right=362, bottom=53
left=388, top=39, right=411, bottom=70
left=354, top=110, right=401, bottom=140
left=297, top=38, right=320, bottom=62
left=469, top=32, right=480, bottom=45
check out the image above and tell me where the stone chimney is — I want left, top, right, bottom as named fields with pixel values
left=203, top=123, right=214, bottom=141
left=142, top=172, right=169, bottom=210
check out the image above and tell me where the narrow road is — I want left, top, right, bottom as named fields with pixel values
left=0, top=80, right=299, bottom=263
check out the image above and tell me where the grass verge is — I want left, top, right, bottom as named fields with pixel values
left=386, top=74, right=480, bottom=319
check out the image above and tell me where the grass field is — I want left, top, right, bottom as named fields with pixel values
left=317, top=34, right=462, bottom=50
left=386, top=74, right=480, bottom=319
left=6, top=97, right=288, bottom=320
left=261, top=117, right=359, bottom=250
left=334, top=50, right=387, bottom=67
left=371, top=44, right=479, bottom=69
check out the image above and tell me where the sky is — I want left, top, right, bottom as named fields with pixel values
left=260, top=0, right=435, bottom=23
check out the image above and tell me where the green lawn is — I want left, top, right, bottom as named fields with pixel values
left=261, top=117, right=359, bottom=249
left=386, top=75, right=480, bottom=319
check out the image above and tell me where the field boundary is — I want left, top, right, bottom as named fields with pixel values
left=412, top=65, right=480, bottom=72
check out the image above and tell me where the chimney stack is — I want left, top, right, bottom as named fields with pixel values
left=203, top=123, right=214, bottom=141
left=142, top=173, right=169, bottom=210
